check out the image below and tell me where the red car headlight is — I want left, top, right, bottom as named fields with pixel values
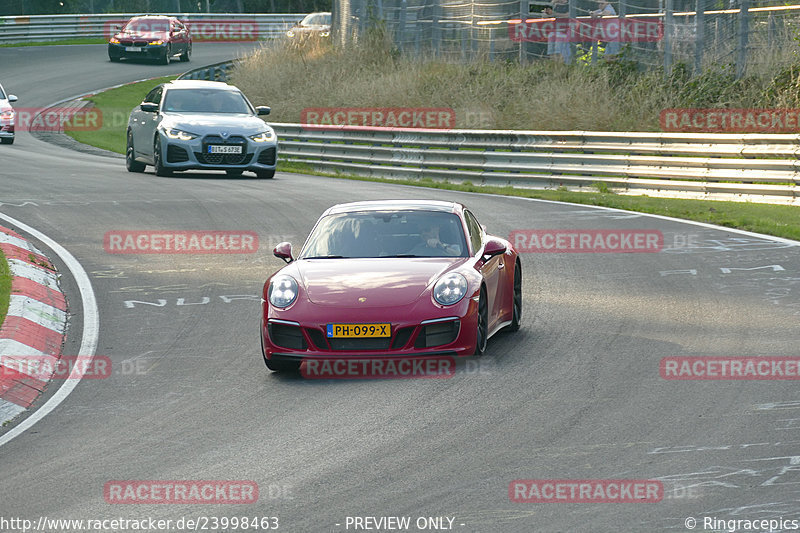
left=433, top=273, right=468, bottom=306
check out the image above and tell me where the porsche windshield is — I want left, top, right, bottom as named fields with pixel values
left=300, top=210, right=469, bottom=259
left=162, top=89, right=252, bottom=114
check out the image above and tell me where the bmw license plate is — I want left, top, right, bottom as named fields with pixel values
left=327, top=323, right=391, bottom=338
left=125, top=46, right=142, bottom=52
left=208, top=145, right=242, bottom=154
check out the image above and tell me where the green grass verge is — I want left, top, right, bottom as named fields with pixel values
left=66, top=75, right=178, bottom=154
left=0, top=38, right=107, bottom=47
left=0, top=249, right=12, bottom=328
left=67, top=77, right=800, bottom=243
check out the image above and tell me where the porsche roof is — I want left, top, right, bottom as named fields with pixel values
left=324, top=200, right=462, bottom=215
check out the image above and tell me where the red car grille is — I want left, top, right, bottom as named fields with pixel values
left=120, top=39, right=148, bottom=46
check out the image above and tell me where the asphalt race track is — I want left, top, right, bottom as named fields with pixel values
left=1, top=44, right=800, bottom=533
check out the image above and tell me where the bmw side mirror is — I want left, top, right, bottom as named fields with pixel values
left=256, top=106, right=271, bottom=116
left=140, top=102, right=159, bottom=113
left=8, top=95, right=17, bottom=103
left=273, top=242, right=293, bottom=263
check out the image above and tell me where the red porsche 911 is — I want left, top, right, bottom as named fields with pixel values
left=260, top=200, right=522, bottom=372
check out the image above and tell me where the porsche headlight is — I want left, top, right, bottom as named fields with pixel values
left=269, top=275, right=298, bottom=308
left=321, top=31, right=330, bottom=36
left=0, top=110, right=14, bottom=121
left=287, top=29, right=295, bottom=37
left=433, top=273, right=468, bottom=306
left=164, top=128, right=197, bottom=140
left=109, top=37, right=120, bottom=44
left=249, top=130, right=275, bottom=143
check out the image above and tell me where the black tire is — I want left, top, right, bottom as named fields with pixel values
left=126, top=131, right=146, bottom=173
left=503, top=262, right=522, bottom=333
left=226, top=169, right=244, bottom=177
left=160, top=45, right=171, bottom=65
left=109, top=55, right=120, bottom=62
left=153, top=138, right=172, bottom=176
left=180, top=44, right=191, bottom=62
left=0, top=137, right=13, bottom=145
left=256, top=169, right=275, bottom=179
left=474, top=287, right=489, bottom=355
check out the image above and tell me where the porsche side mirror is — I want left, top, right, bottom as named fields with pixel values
left=256, top=106, right=271, bottom=116
left=140, top=102, right=159, bottom=113
left=273, top=242, right=293, bottom=263
left=482, top=238, right=507, bottom=259
left=8, top=95, right=17, bottom=103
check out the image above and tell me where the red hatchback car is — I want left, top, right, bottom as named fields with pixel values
left=108, top=15, right=191, bottom=64
left=261, top=200, right=522, bottom=372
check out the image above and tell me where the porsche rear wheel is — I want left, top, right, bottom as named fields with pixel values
left=474, top=287, right=488, bottom=355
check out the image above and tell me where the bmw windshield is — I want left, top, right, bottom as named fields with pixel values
left=162, top=89, right=253, bottom=114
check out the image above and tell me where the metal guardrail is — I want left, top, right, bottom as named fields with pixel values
left=178, top=60, right=237, bottom=81
left=176, top=61, right=800, bottom=204
left=0, top=13, right=307, bottom=43
left=270, top=125, right=800, bottom=204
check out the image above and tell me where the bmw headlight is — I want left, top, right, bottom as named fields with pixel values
left=433, top=273, right=468, bottom=306
left=109, top=37, right=120, bottom=44
left=268, top=275, right=299, bottom=308
left=249, top=130, right=275, bottom=143
left=148, top=40, right=164, bottom=45
left=163, top=128, right=198, bottom=140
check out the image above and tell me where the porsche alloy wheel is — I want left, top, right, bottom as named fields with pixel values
left=474, top=287, right=488, bottom=355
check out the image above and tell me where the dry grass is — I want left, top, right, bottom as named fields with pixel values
left=231, top=29, right=800, bottom=132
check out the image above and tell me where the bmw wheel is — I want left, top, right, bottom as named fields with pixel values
left=160, top=45, right=171, bottom=65
left=126, top=131, right=145, bottom=173
left=256, top=169, right=275, bottom=179
left=153, top=138, right=172, bottom=176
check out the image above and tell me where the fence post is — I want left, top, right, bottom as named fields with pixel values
left=519, top=0, right=527, bottom=64
left=664, top=0, right=673, bottom=76
left=568, top=0, right=576, bottom=64
left=736, top=0, right=749, bottom=79
left=694, top=0, right=704, bottom=75
left=398, top=0, right=407, bottom=52
left=432, top=1, right=442, bottom=57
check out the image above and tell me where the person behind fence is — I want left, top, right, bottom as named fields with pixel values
left=545, top=0, right=572, bottom=64
left=590, top=0, right=621, bottom=57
